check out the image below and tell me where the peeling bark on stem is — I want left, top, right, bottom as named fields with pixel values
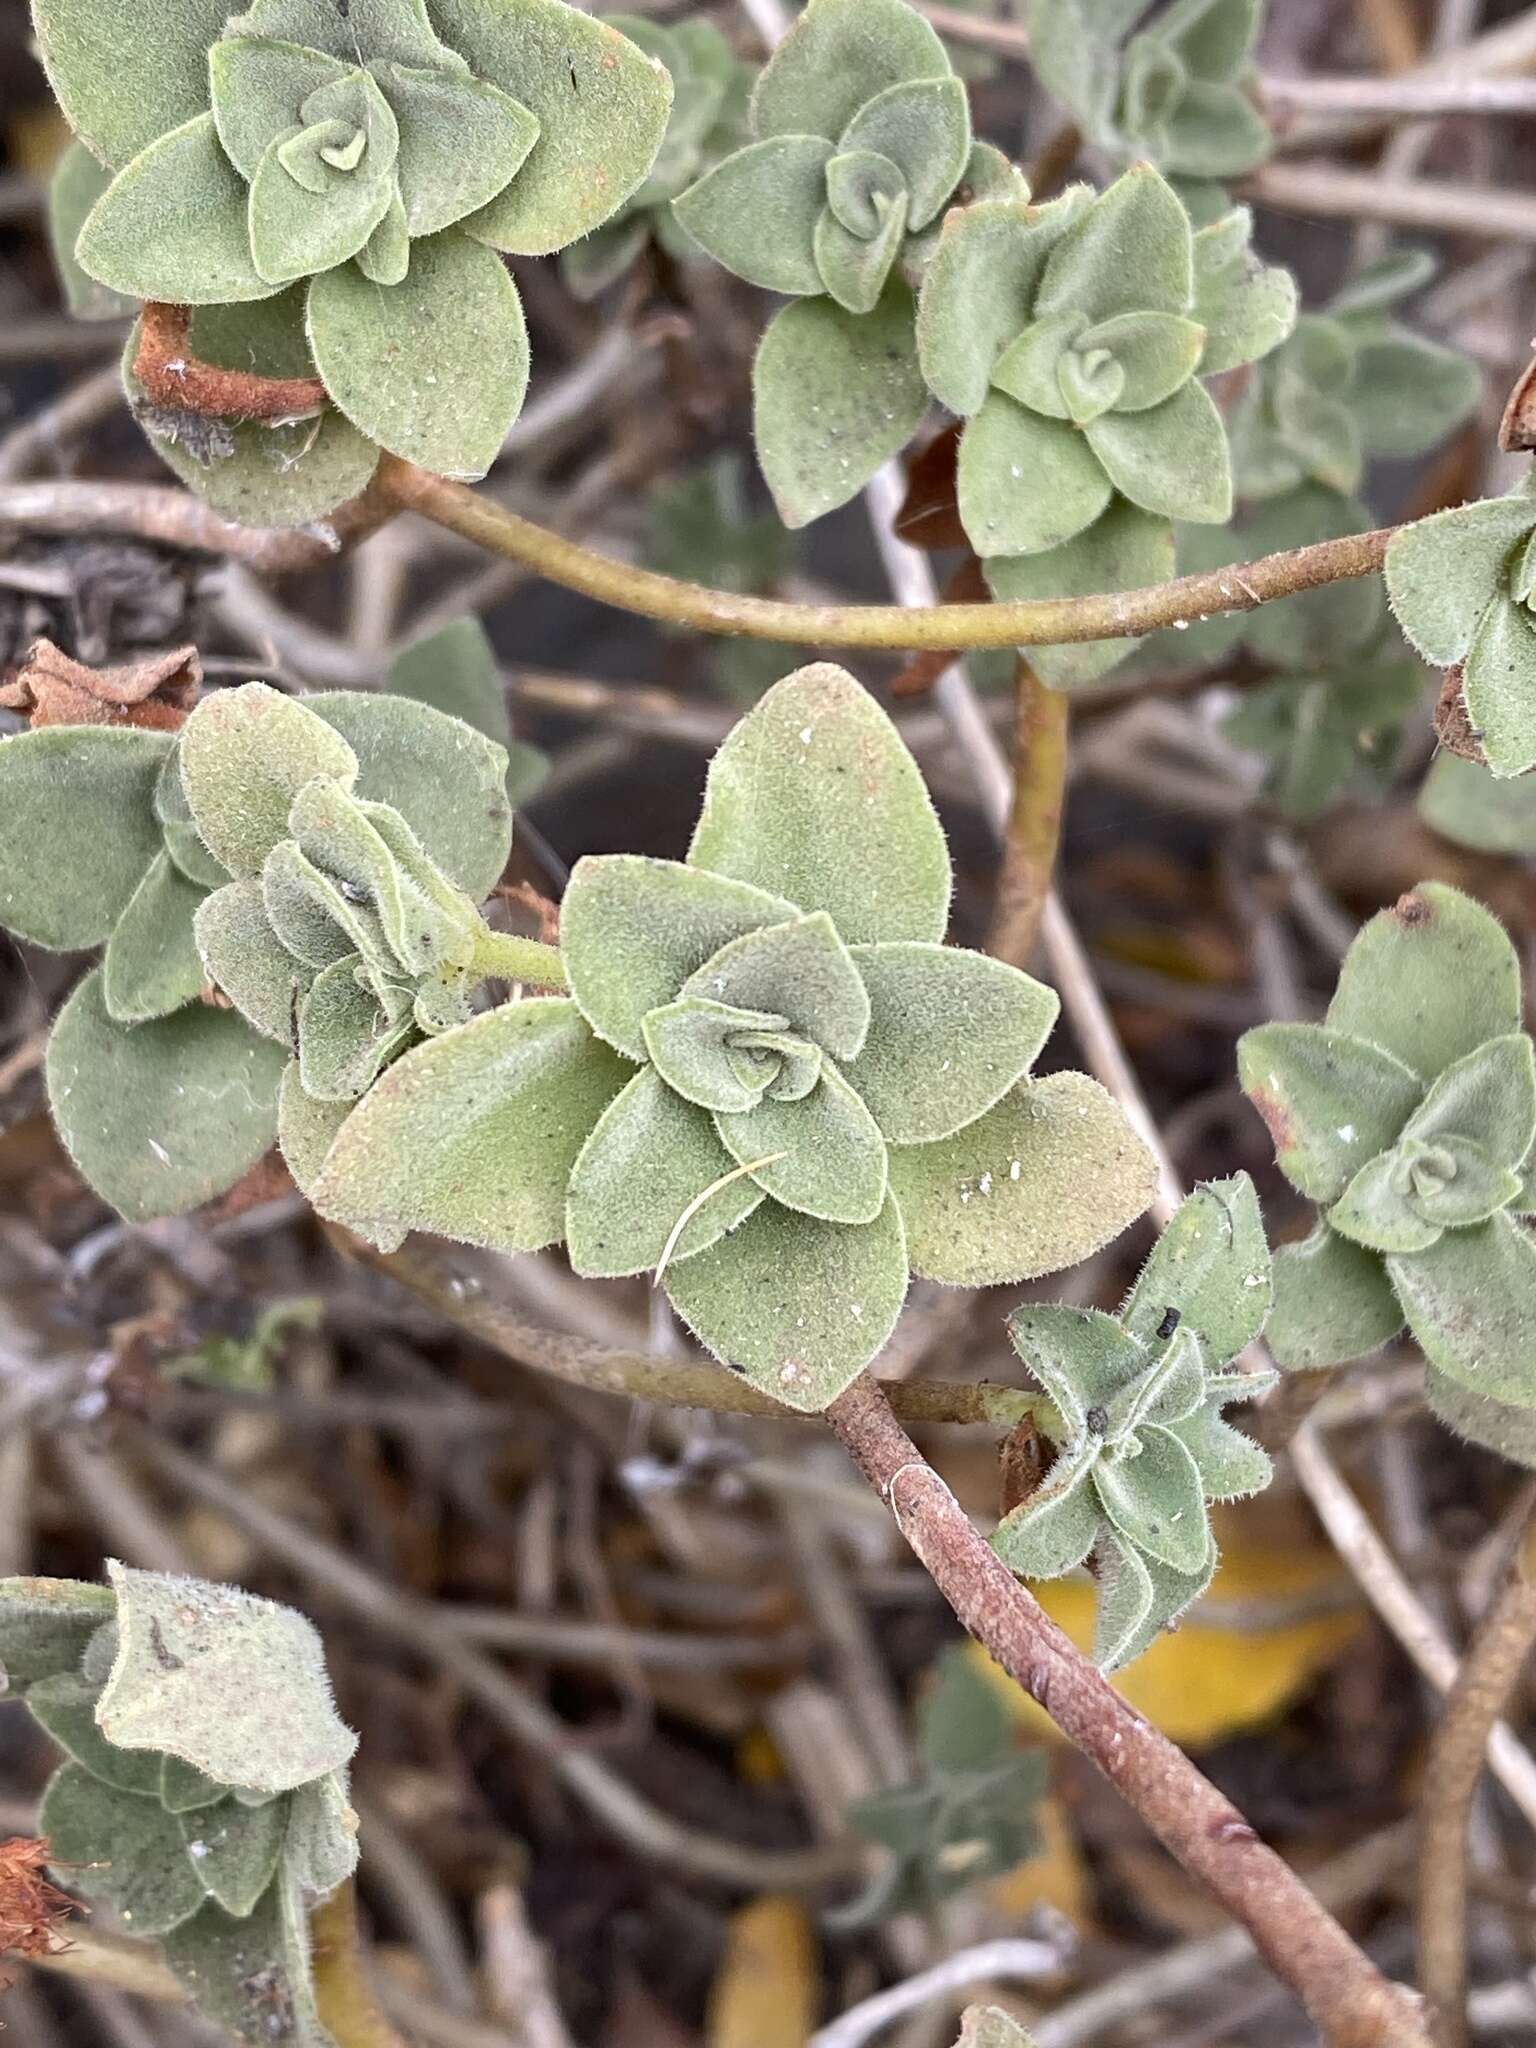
left=822, top=1371, right=1434, bottom=2048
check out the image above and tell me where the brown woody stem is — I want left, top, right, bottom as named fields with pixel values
left=379, top=456, right=1392, bottom=654
left=1418, top=1507, right=1536, bottom=2048
left=822, top=1372, right=1434, bottom=2048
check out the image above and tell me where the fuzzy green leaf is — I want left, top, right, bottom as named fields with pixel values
left=643, top=997, right=796, bottom=1113
left=1236, top=1022, right=1424, bottom=1202
left=160, top=1881, right=329, bottom=2047
left=432, top=0, right=673, bottom=256
left=814, top=196, right=906, bottom=317
left=992, top=1442, right=1100, bottom=1579
left=1036, top=164, right=1193, bottom=325
left=986, top=499, right=1175, bottom=689
left=196, top=880, right=307, bottom=1043
left=1094, top=1427, right=1209, bottom=1574
left=248, top=120, right=398, bottom=287
left=1325, top=882, right=1521, bottom=1082
left=286, top=1770, right=359, bottom=1897
left=180, top=685, right=359, bottom=879
left=1392, top=1214, right=1536, bottom=1408
left=309, top=997, right=629, bottom=1252
left=208, top=35, right=351, bottom=179
left=689, top=665, right=951, bottom=945
left=751, top=0, right=951, bottom=143
left=753, top=285, right=928, bottom=528
left=1122, top=1174, right=1271, bottom=1362
left=889, top=1071, right=1157, bottom=1287
left=916, top=196, right=1081, bottom=416
left=1084, top=379, right=1232, bottom=522
left=384, top=66, right=540, bottom=236
left=1424, top=1369, right=1536, bottom=1473
left=385, top=618, right=510, bottom=746
left=673, top=137, right=833, bottom=294
left=1328, top=1149, right=1444, bottom=1255
left=1192, top=206, right=1296, bottom=374
left=839, top=75, right=970, bottom=230
left=1264, top=1224, right=1402, bottom=1370
left=1405, top=1034, right=1536, bottom=1168
left=41, top=1763, right=207, bottom=1936
left=1350, top=335, right=1479, bottom=459
left=296, top=956, right=412, bottom=1102
left=98, top=1561, right=355, bottom=1796
left=277, top=1060, right=352, bottom=1195
left=1461, top=591, right=1536, bottom=778
left=1419, top=754, right=1536, bottom=856
left=845, top=942, right=1057, bottom=1144
left=303, top=690, right=513, bottom=900
left=566, top=1067, right=763, bottom=1276
left=682, top=912, right=870, bottom=1061
left=25, top=1672, right=167, bottom=1796
left=100, top=853, right=208, bottom=1026
left=0, top=727, right=169, bottom=951
left=181, top=1797, right=289, bottom=1919
left=307, top=233, right=529, bottom=477
left=46, top=972, right=286, bottom=1222
left=48, top=141, right=137, bottom=321
left=0, top=1579, right=114, bottom=1692
left=562, top=855, right=796, bottom=1060
left=156, top=749, right=236, bottom=893
left=1094, top=1527, right=1214, bottom=1672
left=1385, top=485, right=1536, bottom=667
left=161, top=1757, right=229, bottom=1816
left=958, top=395, right=1114, bottom=558
left=77, top=116, right=279, bottom=306
left=664, top=1191, right=909, bottom=1411
left=32, top=0, right=230, bottom=170
left=716, top=1063, right=888, bottom=1224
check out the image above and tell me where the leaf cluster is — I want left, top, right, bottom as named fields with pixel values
left=302, top=663, right=1158, bottom=1408
left=839, top=1648, right=1045, bottom=1924
left=993, top=1177, right=1275, bottom=1669
left=0, top=1565, right=358, bottom=2047
left=916, top=169, right=1294, bottom=684
left=1239, top=883, right=1536, bottom=1467
left=38, top=0, right=675, bottom=499
left=1026, top=0, right=1271, bottom=189
left=0, top=623, right=522, bottom=1222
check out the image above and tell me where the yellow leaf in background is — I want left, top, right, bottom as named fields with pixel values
left=707, top=1896, right=818, bottom=2048
left=734, top=1728, right=786, bottom=1786
left=988, top=1793, right=1091, bottom=1926
left=969, top=1517, right=1362, bottom=1750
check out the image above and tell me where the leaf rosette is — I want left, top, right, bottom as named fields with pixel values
left=35, top=0, right=674, bottom=494
left=916, top=166, right=1296, bottom=685
left=1239, top=882, right=1536, bottom=1466
left=673, top=0, right=1024, bottom=527
left=993, top=1176, right=1275, bottom=1669
left=306, top=664, right=1158, bottom=1410
left=0, top=1564, right=359, bottom=2047
left=1027, top=0, right=1270, bottom=187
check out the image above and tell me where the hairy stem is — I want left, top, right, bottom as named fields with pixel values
left=988, top=661, right=1070, bottom=967
left=379, top=458, right=1392, bottom=654
left=471, top=930, right=569, bottom=990
left=822, top=1372, right=1434, bottom=2048
left=1418, top=1507, right=1536, bottom=2048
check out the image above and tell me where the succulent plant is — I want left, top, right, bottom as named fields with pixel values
left=1229, top=251, right=1480, bottom=502
left=1387, top=471, right=1536, bottom=779
left=560, top=17, right=752, bottom=301
left=993, top=1176, right=1275, bottom=1670
left=35, top=0, right=673, bottom=504
left=305, top=664, right=1158, bottom=1408
left=673, top=0, right=1024, bottom=527
left=1239, top=883, right=1536, bottom=1466
left=1221, top=627, right=1424, bottom=821
left=839, top=1648, right=1044, bottom=1925
left=916, top=169, right=1295, bottom=685
left=1026, top=0, right=1271, bottom=185
left=0, top=636, right=524, bottom=1220
left=0, top=1565, right=357, bottom=2046
left=171, top=680, right=557, bottom=1190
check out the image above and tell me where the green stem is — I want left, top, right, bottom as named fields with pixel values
left=381, top=457, right=1393, bottom=655
left=472, top=929, right=568, bottom=990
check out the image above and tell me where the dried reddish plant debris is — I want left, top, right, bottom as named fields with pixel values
left=0, top=638, right=201, bottom=731
left=0, top=1837, right=76, bottom=1985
